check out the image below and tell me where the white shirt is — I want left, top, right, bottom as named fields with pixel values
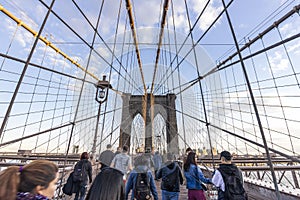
left=212, top=170, right=225, bottom=191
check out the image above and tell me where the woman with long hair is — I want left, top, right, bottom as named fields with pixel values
left=86, top=167, right=125, bottom=200
left=0, top=160, right=59, bottom=200
left=183, top=151, right=211, bottom=200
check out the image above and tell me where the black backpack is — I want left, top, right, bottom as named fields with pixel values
left=134, top=172, right=151, bottom=200
left=73, top=161, right=86, bottom=182
left=219, top=168, right=247, bottom=200
left=162, top=166, right=178, bottom=191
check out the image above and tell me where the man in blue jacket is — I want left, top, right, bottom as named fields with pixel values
left=156, top=153, right=183, bottom=200
left=125, top=154, right=158, bottom=200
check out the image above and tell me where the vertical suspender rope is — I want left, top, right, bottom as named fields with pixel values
left=221, top=0, right=281, bottom=199
left=106, top=0, right=123, bottom=146
left=0, top=0, right=56, bottom=140
left=183, top=0, right=216, bottom=169
left=0, top=21, right=19, bottom=71
left=169, top=0, right=187, bottom=151
left=109, top=1, right=127, bottom=145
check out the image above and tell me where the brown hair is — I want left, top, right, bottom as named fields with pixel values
left=183, top=151, right=196, bottom=171
left=0, top=160, right=58, bottom=200
left=80, top=152, right=89, bottom=160
left=122, top=145, right=128, bottom=152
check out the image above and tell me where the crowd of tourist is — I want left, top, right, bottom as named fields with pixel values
left=0, top=145, right=246, bottom=200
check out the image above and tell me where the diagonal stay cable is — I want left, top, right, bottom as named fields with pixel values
left=37, top=0, right=143, bottom=94
left=173, top=29, right=300, bottom=97
left=0, top=3, right=99, bottom=81
left=202, top=4, right=300, bottom=80
left=70, top=0, right=143, bottom=94
left=153, top=0, right=235, bottom=94
left=153, top=0, right=213, bottom=93
left=0, top=0, right=56, bottom=141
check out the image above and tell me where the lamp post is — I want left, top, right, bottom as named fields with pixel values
left=95, top=75, right=112, bottom=104
left=91, top=75, right=112, bottom=160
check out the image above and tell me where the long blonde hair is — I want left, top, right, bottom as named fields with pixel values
left=0, top=160, right=58, bottom=200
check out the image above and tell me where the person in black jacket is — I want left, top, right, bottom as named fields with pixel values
left=86, top=167, right=125, bottom=200
left=74, top=152, right=93, bottom=200
left=156, top=153, right=183, bottom=200
left=212, top=151, right=247, bottom=200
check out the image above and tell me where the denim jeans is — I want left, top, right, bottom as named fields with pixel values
left=74, top=184, right=87, bottom=200
left=162, top=190, right=179, bottom=200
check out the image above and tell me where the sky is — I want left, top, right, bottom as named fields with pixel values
left=0, top=0, right=300, bottom=158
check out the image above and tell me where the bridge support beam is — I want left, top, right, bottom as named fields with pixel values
left=120, top=94, right=132, bottom=149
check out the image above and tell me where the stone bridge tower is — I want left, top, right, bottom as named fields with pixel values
left=119, top=93, right=179, bottom=154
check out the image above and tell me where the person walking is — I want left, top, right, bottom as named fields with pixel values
left=86, top=167, right=125, bottom=200
left=73, top=152, right=93, bottom=200
left=0, top=160, right=59, bottom=200
left=111, top=145, right=132, bottom=180
left=125, top=155, right=159, bottom=200
left=182, top=147, right=193, bottom=165
left=115, top=146, right=122, bottom=156
left=183, top=151, right=211, bottom=200
left=212, top=151, right=247, bottom=200
left=153, top=150, right=162, bottom=180
left=156, top=153, right=184, bottom=200
left=99, top=144, right=115, bottom=169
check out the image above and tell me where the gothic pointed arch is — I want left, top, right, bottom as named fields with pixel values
left=120, top=93, right=179, bottom=154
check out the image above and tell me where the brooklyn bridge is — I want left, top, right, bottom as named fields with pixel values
left=0, top=0, right=300, bottom=199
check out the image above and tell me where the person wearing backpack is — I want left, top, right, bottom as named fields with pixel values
left=73, top=152, right=93, bottom=200
left=125, top=155, right=158, bottom=200
left=156, top=153, right=184, bottom=200
left=212, top=151, right=247, bottom=200
left=183, top=151, right=212, bottom=200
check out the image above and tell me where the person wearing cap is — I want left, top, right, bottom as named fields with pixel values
left=99, top=144, right=115, bottom=169
left=212, top=150, right=245, bottom=200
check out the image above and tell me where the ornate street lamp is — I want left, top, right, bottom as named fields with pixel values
left=95, top=75, right=112, bottom=104
left=92, top=75, right=112, bottom=161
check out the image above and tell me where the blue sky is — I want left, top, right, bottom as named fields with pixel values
left=1, top=0, right=300, bottom=156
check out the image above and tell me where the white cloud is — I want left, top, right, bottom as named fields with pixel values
left=168, top=12, right=189, bottom=33
left=132, top=1, right=161, bottom=26
left=287, top=40, right=300, bottom=55
left=279, top=19, right=300, bottom=38
left=269, top=51, right=289, bottom=72
left=190, top=0, right=223, bottom=31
